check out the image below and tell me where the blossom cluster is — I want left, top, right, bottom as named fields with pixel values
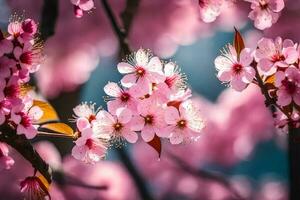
left=71, top=49, right=205, bottom=163
left=215, top=35, right=300, bottom=130
left=0, top=17, right=45, bottom=171
left=199, top=0, right=285, bottom=30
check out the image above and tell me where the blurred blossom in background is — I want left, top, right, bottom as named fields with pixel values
left=0, top=0, right=291, bottom=199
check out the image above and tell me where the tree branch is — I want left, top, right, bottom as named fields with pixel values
left=0, top=124, right=52, bottom=183
left=167, top=152, right=243, bottom=200
left=116, top=148, right=154, bottom=200
left=40, top=0, right=59, bottom=41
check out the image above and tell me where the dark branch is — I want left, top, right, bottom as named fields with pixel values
left=0, top=124, right=52, bottom=183
left=121, top=0, right=141, bottom=36
left=40, top=0, right=59, bottom=41
left=116, top=148, right=154, bottom=200
left=53, top=171, right=108, bottom=190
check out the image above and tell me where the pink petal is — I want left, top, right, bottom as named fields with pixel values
left=72, top=145, right=87, bottom=161
left=165, top=106, right=179, bottom=125
left=293, top=91, right=300, bottom=106
left=169, top=129, right=184, bottom=144
left=242, top=67, right=255, bottom=83
left=130, top=115, right=145, bottom=131
left=13, top=46, right=22, bottom=59
left=147, top=57, right=163, bottom=72
left=231, top=77, right=247, bottom=91
left=122, top=128, right=138, bottom=143
left=257, top=58, right=273, bottom=73
left=240, top=48, right=253, bottom=67
left=107, top=99, right=122, bottom=115
left=116, top=108, right=132, bottom=124
left=274, top=71, right=285, bottom=87
left=96, top=110, right=115, bottom=125
left=164, top=62, right=175, bottom=77
left=121, top=74, right=136, bottom=88
left=141, top=126, right=155, bottom=142
left=76, top=118, right=91, bottom=132
left=277, top=89, right=292, bottom=106
left=117, top=62, right=135, bottom=74
left=283, top=47, right=298, bottom=64
left=217, top=70, right=231, bottom=82
left=79, top=0, right=94, bottom=11
left=104, top=82, right=121, bottom=97
left=156, top=125, right=173, bottom=138
left=70, top=0, right=80, bottom=5
left=268, top=0, right=284, bottom=12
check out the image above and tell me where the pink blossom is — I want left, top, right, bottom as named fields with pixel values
left=96, top=108, right=138, bottom=143
left=0, top=142, right=14, bottom=171
left=215, top=45, right=254, bottom=91
left=10, top=99, right=43, bottom=139
left=198, top=0, right=223, bottom=23
left=164, top=62, right=186, bottom=92
left=14, top=44, right=42, bottom=73
left=104, top=82, right=137, bottom=114
left=20, top=176, right=50, bottom=200
left=247, top=0, right=285, bottom=30
left=255, top=37, right=298, bottom=75
left=73, top=103, right=99, bottom=131
left=70, top=0, right=94, bottom=18
left=130, top=100, right=168, bottom=142
left=164, top=100, right=204, bottom=144
left=72, top=127, right=109, bottom=164
left=275, top=67, right=300, bottom=106
left=118, top=49, right=165, bottom=97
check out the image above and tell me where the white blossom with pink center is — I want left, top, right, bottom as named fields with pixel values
left=96, top=108, right=138, bottom=143
left=118, top=49, right=165, bottom=97
left=164, top=100, right=204, bottom=144
left=215, top=45, right=255, bottom=91
left=104, top=82, right=137, bottom=115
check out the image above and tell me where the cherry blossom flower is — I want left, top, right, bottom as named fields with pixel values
left=215, top=45, right=254, bottom=91
left=20, top=176, right=50, bottom=200
left=10, top=98, right=43, bottom=139
left=275, top=67, right=300, bottom=106
left=164, top=100, right=204, bottom=144
left=118, top=49, right=165, bottom=96
left=0, top=142, right=14, bottom=171
left=198, top=0, right=224, bottom=23
left=130, top=100, right=168, bottom=142
left=104, top=82, right=137, bottom=114
left=73, top=102, right=99, bottom=131
left=247, top=0, right=285, bottom=30
left=70, top=0, right=94, bottom=18
left=255, top=37, right=298, bottom=75
left=96, top=108, right=138, bottom=144
left=164, top=62, right=186, bottom=92
left=72, top=127, right=109, bottom=163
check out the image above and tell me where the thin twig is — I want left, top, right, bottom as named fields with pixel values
left=53, top=171, right=108, bottom=191
left=167, top=152, right=244, bottom=200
